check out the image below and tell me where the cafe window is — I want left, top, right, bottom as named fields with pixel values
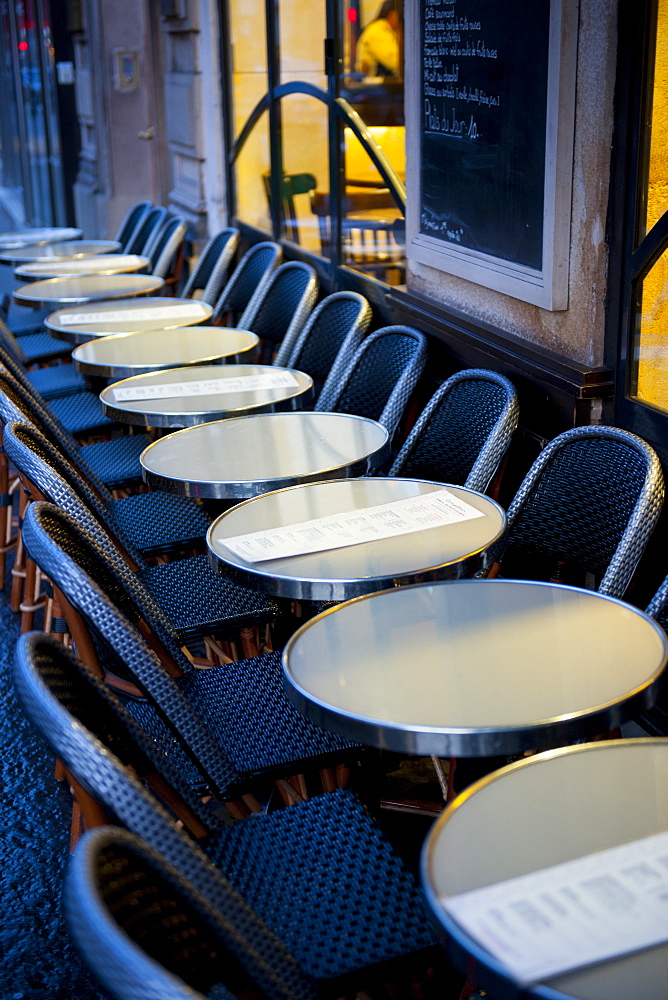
left=223, top=0, right=406, bottom=286
left=612, top=0, right=668, bottom=450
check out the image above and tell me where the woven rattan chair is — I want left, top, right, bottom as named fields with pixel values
left=0, top=309, right=74, bottom=363
left=645, top=572, right=668, bottom=632
left=5, top=421, right=211, bottom=557
left=0, top=369, right=148, bottom=490
left=0, top=332, right=85, bottom=400
left=67, top=827, right=255, bottom=1000
left=484, top=425, right=665, bottom=597
left=21, top=495, right=277, bottom=656
left=272, top=291, right=372, bottom=400
left=389, top=369, right=519, bottom=492
left=316, top=325, right=428, bottom=439
left=125, top=206, right=169, bottom=257
left=211, top=241, right=281, bottom=326
left=237, top=261, right=318, bottom=364
left=146, top=216, right=188, bottom=289
left=115, top=200, right=153, bottom=250
left=182, top=229, right=239, bottom=305
left=16, top=631, right=437, bottom=997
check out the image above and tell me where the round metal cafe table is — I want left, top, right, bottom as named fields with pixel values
left=72, top=326, right=259, bottom=378
left=13, top=273, right=164, bottom=309
left=208, top=478, right=505, bottom=601
left=45, top=296, right=213, bottom=345
left=0, top=227, right=83, bottom=251
left=422, top=739, right=668, bottom=1000
left=141, top=411, right=390, bottom=500
left=0, top=238, right=120, bottom=266
left=282, top=579, right=667, bottom=755
left=14, top=253, right=149, bottom=281
left=100, top=364, right=313, bottom=428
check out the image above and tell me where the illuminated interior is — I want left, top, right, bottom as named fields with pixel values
left=633, top=0, right=668, bottom=412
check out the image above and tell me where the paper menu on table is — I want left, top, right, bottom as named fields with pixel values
left=112, top=371, right=300, bottom=402
left=440, top=828, right=668, bottom=986
left=221, top=488, right=486, bottom=563
left=58, top=304, right=204, bottom=325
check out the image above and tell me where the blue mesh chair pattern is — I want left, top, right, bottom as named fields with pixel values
left=21, top=496, right=278, bottom=657
left=645, top=572, right=668, bottom=632
left=211, top=241, right=282, bottom=327
left=13, top=528, right=356, bottom=796
left=272, top=290, right=372, bottom=401
left=182, top=229, right=239, bottom=305
left=484, top=425, right=665, bottom=597
left=15, top=631, right=437, bottom=996
left=316, top=325, right=428, bottom=439
left=5, top=421, right=212, bottom=557
left=389, top=369, right=520, bottom=493
left=67, top=827, right=251, bottom=1000
left=0, top=327, right=86, bottom=399
left=125, top=206, right=169, bottom=257
left=0, top=308, right=74, bottom=364
left=237, top=261, right=318, bottom=364
left=115, top=200, right=153, bottom=250
left=0, top=369, right=149, bottom=490
left=146, top=216, right=188, bottom=289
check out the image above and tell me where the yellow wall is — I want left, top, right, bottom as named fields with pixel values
left=636, top=0, right=668, bottom=411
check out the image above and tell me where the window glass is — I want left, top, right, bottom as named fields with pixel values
left=632, top=0, right=668, bottom=413
left=644, top=0, right=668, bottom=235
left=278, top=93, right=329, bottom=252
left=339, top=0, right=405, bottom=283
left=229, top=0, right=271, bottom=232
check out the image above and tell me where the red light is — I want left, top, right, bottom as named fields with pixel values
left=347, top=7, right=357, bottom=23
left=18, top=41, right=28, bottom=51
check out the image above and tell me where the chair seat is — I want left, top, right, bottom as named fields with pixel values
left=205, top=789, right=436, bottom=982
left=49, top=391, right=116, bottom=436
left=79, top=433, right=149, bottom=488
left=126, top=650, right=357, bottom=788
left=106, top=491, right=212, bottom=554
left=24, top=363, right=88, bottom=399
left=139, top=553, right=278, bottom=639
left=15, top=331, right=72, bottom=363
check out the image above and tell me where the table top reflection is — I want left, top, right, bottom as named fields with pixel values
left=100, top=364, right=313, bottom=428
left=15, top=253, right=149, bottom=281
left=0, top=239, right=121, bottom=266
left=423, top=739, right=668, bottom=1000
left=13, top=273, right=164, bottom=309
left=208, top=478, right=505, bottom=601
left=283, top=579, right=667, bottom=756
left=141, top=411, right=390, bottom=499
left=0, top=227, right=83, bottom=251
left=45, top=296, right=213, bottom=344
left=72, top=326, right=259, bottom=378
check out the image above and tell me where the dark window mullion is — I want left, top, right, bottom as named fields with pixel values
left=326, top=0, right=343, bottom=280
left=266, top=0, right=283, bottom=241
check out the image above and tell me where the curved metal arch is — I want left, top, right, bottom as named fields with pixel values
left=632, top=208, right=668, bottom=282
left=230, top=80, right=406, bottom=214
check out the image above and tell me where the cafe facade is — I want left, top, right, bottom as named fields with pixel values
left=1, top=0, right=667, bottom=720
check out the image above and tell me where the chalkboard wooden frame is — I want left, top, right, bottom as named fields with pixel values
left=406, top=0, right=578, bottom=310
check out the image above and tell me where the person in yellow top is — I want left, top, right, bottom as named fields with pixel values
left=355, top=0, right=402, bottom=79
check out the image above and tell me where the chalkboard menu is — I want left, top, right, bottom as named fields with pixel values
left=420, top=0, right=551, bottom=271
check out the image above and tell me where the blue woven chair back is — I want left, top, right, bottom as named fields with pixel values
left=149, top=217, right=187, bottom=276
left=272, top=291, right=372, bottom=399
left=22, top=500, right=190, bottom=671
left=316, top=325, right=427, bottom=437
left=0, top=316, right=27, bottom=364
left=0, top=368, right=110, bottom=496
left=490, top=425, right=664, bottom=597
left=238, top=262, right=318, bottom=362
left=126, top=206, right=168, bottom=256
left=14, top=632, right=316, bottom=1000
left=212, top=242, right=281, bottom=324
left=390, top=369, right=519, bottom=492
left=646, top=574, right=668, bottom=631
left=115, top=200, right=152, bottom=249
left=68, top=827, right=239, bottom=1000
left=182, top=229, right=239, bottom=305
